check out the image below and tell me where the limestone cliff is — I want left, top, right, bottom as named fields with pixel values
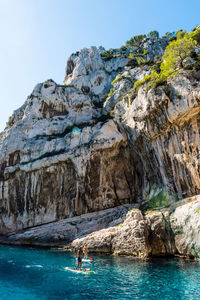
left=0, top=29, right=199, bottom=259
left=0, top=48, right=135, bottom=233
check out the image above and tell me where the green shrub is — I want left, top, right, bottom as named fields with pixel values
left=127, top=58, right=138, bottom=67
left=169, top=36, right=176, bottom=42
left=148, top=30, right=159, bottom=39
left=129, top=208, right=137, bottom=212
left=151, top=57, right=162, bottom=73
left=192, top=57, right=200, bottom=72
left=132, top=69, right=167, bottom=96
left=143, top=185, right=169, bottom=210
left=160, top=34, right=197, bottom=72
left=176, top=30, right=187, bottom=40
left=120, top=45, right=128, bottom=51
left=136, top=57, right=148, bottom=66
left=111, top=75, right=131, bottom=85
left=109, top=110, right=115, bottom=117
left=128, top=49, right=148, bottom=66
left=101, top=50, right=114, bottom=60
left=129, top=53, right=135, bottom=60
left=126, top=34, right=146, bottom=49
left=195, top=207, right=200, bottom=214
left=133, top=70, right=160, bottom=92
left=190, top=28, right=200, bottom=44
left=64, top=84, right=79, bottom=90
left=165, top=32, right=172, bottom=37
left=107, top=87, right=114, bottom=98
left=145, top=210, right=158, bottom=215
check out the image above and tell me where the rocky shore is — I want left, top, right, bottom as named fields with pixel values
left=0, top=195, right=199, bottom=260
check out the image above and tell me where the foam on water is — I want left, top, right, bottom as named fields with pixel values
left=25, top=265, right=43, bottom=268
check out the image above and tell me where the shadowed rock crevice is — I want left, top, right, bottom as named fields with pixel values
left=84, top=143, right=135, bottom=211
left=65, top=58, right=75, bottom=77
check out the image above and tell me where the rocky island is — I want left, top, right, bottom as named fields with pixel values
left=0, top=28, right=199, bottom=259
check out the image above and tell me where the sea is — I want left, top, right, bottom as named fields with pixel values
left=0, top=245, right=200, bottom=299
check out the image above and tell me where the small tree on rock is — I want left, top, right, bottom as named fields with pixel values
left=161, top=35, right=197, bottom=74
left=148, top=30, right=159, bottom=40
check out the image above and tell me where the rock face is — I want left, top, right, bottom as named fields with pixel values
left=0, top=76, right=135, bottom=233
left=115, top=72, right=200, bottom=200
left=0, top=107, right=135, bottom=233
left=0, top=31, right=199, bottom=260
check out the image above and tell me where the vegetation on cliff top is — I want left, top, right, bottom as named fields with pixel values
left=101, top=30, right=160, bottom=63
left=132, top=28, right=200, bottom=95
left=102, top=27, right=200, bottom=109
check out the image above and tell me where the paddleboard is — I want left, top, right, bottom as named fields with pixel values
left=82, top=259, right=94, bottom=262
left=64, top=267, right=94, bottom=274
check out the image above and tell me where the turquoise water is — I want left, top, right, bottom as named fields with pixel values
left=0, top=245, right=200, bottom=299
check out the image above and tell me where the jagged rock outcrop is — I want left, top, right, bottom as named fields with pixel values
left=0, top=30, right=199, bottom=258
left=64, top=47, right=128, bottom=100
left=69, top=208, right=150, bottom=258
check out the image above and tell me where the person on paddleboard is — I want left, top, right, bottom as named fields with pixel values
left=83, top=244, right=88, bottom=259
left=76, top=247, right=83, bottom=270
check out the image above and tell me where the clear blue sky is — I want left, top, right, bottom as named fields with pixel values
left=0, top=0, right=199, bottom=131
